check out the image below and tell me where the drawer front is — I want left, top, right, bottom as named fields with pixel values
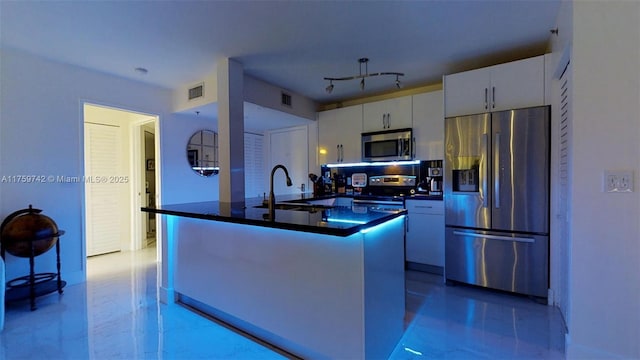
left=445, top=228, right=548, bottom=298
left=405, top=200, right=443, bottom=215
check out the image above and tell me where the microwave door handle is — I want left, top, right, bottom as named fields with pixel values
left=412, top=137, right=416, bottom=159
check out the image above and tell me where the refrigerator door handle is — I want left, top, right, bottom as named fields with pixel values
left=453, top=230, right=535, bottom=243
left=494, top=132, right=500, bottom=209
left=481, top=133, right=489, bottom=208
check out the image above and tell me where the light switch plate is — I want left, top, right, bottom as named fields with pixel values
left=603, top=170, right=634, bottom=192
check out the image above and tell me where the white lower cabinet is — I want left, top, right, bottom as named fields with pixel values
left=405, top=199, right=444, bottom=267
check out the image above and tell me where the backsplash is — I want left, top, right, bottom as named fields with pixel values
left=311, top=160, right=442, bottom=197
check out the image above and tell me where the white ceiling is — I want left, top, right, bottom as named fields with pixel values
left=0, top=1, right=561, bottom=106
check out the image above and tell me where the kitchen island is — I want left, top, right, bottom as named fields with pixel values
left=143, top=196, right=406, bottom=359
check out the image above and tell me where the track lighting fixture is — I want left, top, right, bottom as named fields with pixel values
left=324, top=58, right=404, bottom=93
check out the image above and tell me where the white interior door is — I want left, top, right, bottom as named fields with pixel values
left=85, top=122, right=124, bottom=256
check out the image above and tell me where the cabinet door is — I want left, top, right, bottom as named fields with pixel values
left=362, top=96, right=412, bottom=132
left=405, top=200, right=445, bottom=267
left=318, top=105, right=362, bottom=164
left=490, top=55, right=544, bottom=112
left=318, top=110, right=340, bottom=165
left=412, top=91, right=444, bottom=160
left=444, top=67, right=491, bottom=117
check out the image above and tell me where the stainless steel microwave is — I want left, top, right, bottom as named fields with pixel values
left=361, top=128, right=413, bottom=162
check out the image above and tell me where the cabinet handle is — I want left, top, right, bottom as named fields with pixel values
left=337, top=144, right=340, bottom=163
left=340, top=144, right=344, bottom=162
left=388, top=113, right=391, bottom=128
left=492, top=86, right=496, bottom=109
left=484, top=88, right=488, bottom=110
left=382, top=114, right=386, bottom=129
left=415, top=205, right=433, bottom=209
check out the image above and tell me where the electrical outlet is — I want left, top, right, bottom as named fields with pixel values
left=604, top=170, right=634, bottom=192
left=618, top=171, right=633, bottom=192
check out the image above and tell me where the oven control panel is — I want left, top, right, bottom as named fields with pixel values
left=369, top=175, right=416, bottom=187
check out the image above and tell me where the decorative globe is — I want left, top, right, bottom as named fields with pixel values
left=1, top=205, right=62, bottom=258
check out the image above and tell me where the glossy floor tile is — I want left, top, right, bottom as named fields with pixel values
left=1, top=248, right=565, bottom=359
left=391, top=271, right=566, bottom=359
left=1, top=248, right=285, bottom=360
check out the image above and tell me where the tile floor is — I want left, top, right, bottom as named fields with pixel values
left=1, top=247, right=566, bottom=359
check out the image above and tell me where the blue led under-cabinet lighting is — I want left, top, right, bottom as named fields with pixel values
left=359, top=215, right=405, bottom=234
left=326, top=218, right=368, bottom=225
left=325, top=160, right=420, bottom=168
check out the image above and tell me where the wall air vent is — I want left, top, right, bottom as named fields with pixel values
left=281, top=92, right=292, bottom=107
left=188, top=83, right=204, bottom=100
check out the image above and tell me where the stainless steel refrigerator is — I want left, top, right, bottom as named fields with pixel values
left=444, top=106, right=550, bottom=298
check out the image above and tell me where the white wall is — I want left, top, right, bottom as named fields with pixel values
left=161, top=113, right=220, bottom=205
left=0, top=48, right=218, bottom=285
left=556, top=2, right=640, bottom=358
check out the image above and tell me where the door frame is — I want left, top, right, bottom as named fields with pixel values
left=81, top=102, right=161, bottom=262
left=130, top=116, right=161, bottom=251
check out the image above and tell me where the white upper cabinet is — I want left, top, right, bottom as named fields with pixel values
left=444, top=55, right=545, bottom=117
left=318, top=105, right=363, bottom=165
left=443, top=67, right=491, bottom=118
left=362, top=96, right=413, bottom=132
left=412, top=90, right=444, bottom=161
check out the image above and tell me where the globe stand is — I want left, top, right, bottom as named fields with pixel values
left=1, top=231, right=66, bottom=311
left=1, top=232, right=66, bottom=311
left=1, top=205, right=66, bottom=311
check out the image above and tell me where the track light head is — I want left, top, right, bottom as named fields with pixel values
left=395, top=75, right=402, bottom=89
left=326, top=82, right=334, bottom=94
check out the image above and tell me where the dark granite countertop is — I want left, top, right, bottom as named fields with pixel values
left=141, top=194, right=406, bottom=237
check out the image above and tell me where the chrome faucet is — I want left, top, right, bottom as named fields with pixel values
left=269, top=164, right=293, bottom=216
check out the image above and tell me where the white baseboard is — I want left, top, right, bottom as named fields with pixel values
left=159, top=286, right=175, bottom=304
left=566, top=334, right=631, bottom=359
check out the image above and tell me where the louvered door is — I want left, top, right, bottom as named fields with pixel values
left=85, top=123, right=123, bottom=256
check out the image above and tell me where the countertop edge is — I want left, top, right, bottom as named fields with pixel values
left=142, top=206, right=406, bottom=237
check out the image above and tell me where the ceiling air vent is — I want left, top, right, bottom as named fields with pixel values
left=188, top=83, right=204, bottom=100
left=281, top=92, right=292, bottom=107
